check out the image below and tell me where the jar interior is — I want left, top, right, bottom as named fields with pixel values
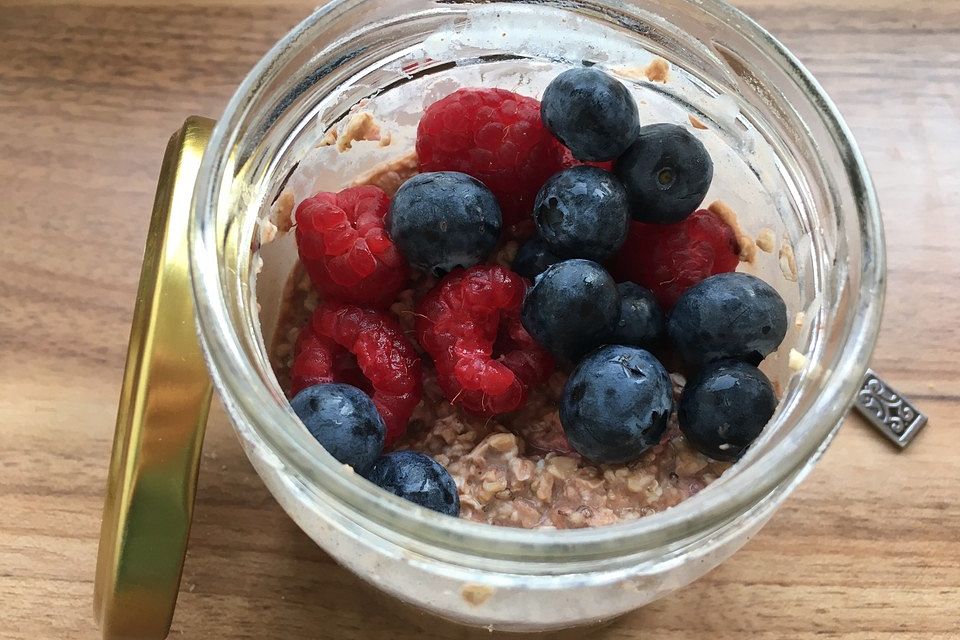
left=194, top=0, right=881, bottom=558
left=257, top=2, right=828, bottom=487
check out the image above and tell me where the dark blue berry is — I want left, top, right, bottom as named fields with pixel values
left=365, top=451, right=460, bottom=517
left=560, top=345, right=673, bottom=464
left=678, top=360, right=777, bottom=461
left=512, top=236, right=561, bottom=280
left=290, top=383, right=385, bottom=473
left=541, top=67, right=641, bottom=162
left=610, top=282, right=665, bottom=349
left=668, top=272, right=788, bottom=367
left=533, top=166, right=630, bottom=262
left=388, top=171, right=501, bottom=276
left=520, top=259, right=620, bottom=363
left=615, top=123, right=713, bottom=224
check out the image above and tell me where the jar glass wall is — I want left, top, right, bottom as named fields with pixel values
left=190, top=0, right=884, bottom=630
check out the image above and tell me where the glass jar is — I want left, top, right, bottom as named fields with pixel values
left=188, top=0, right=884, bottom=632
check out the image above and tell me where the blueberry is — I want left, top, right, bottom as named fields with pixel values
left=388, top=171, right=501, bottom=276
left=541, top=67, right=641, bottom=162
left=365, top=451, right=460, bottom=517
left=679, top=360, right=777, bottom=461
left=290, top=383, right=385, bottom=473
left=560, top=345, right=673, bottom=464
left=610, top=282, right=665, bottom=349
left=521, top=259, right=620, bottom=363
left=668, top=272, right=788, bottom=367
left=533, top=166, right=630, bottom=262
left=512, top=236, right=561, bottom=280
left=615, top=123, right=713, bottom=224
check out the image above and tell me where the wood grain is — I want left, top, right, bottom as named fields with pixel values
left=1, top=1, right=958, bottom=638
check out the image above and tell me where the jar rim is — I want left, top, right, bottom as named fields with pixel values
left=190, top=0, right=885, bottom=562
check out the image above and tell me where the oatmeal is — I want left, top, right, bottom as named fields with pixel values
left=755, top=227, right=776, bottom=253
left=779, top=239, right=799, bottom=282
left=270, top=275, right=730, bottom=529
left=708, top=199, right=758, bottom=264
left=615, top=57, right=671, bottom=84
left=402, top=369, right=728, bottom=529
left=348, top=149, right=419, bottom=196
left=643, top=57, right=671, bottom=83
left=688, top=114, right=709, bottom=130
left=336, top=111, right=383, bottom=151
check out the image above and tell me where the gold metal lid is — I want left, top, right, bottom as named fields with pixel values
left=94, top=117, right=215, bottom=640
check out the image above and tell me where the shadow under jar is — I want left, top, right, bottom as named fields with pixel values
left=189, top=0, right=884, bottom=632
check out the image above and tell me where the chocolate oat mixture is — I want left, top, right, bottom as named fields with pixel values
left=270, top=263, right=730, bottom=530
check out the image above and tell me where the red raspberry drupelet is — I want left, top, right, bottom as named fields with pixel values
left=416, top=88, right=566, bottom=236
left=290, top=302, right=422, bottom=446
left=559, top=146, right=615, bottom=172
left=295, top=185, right=410, bottom=307
left=415, top=265, right=554, bottom=416
left=610, top=209, right=740, bottom=309
left=289, top=326, right=337, bottom=392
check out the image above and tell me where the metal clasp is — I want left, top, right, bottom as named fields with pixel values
left=853, top=369, right=928, bottom=448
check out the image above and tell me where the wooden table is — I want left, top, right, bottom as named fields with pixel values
left=2, top=1, right=958, bottom=638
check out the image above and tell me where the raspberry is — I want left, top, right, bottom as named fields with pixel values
left=415, top=265, right=554, bottom=416
left=416, top=88, right=565, bottom=234
left=559, top=146, right=614, bottom=172
left=610, top=209, right=739, bottom=309
left=290, top=327, right=337, bottom=392
left=296, top=185, right=409, bottom=307
left=290, top=302, right=422, bottom=446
